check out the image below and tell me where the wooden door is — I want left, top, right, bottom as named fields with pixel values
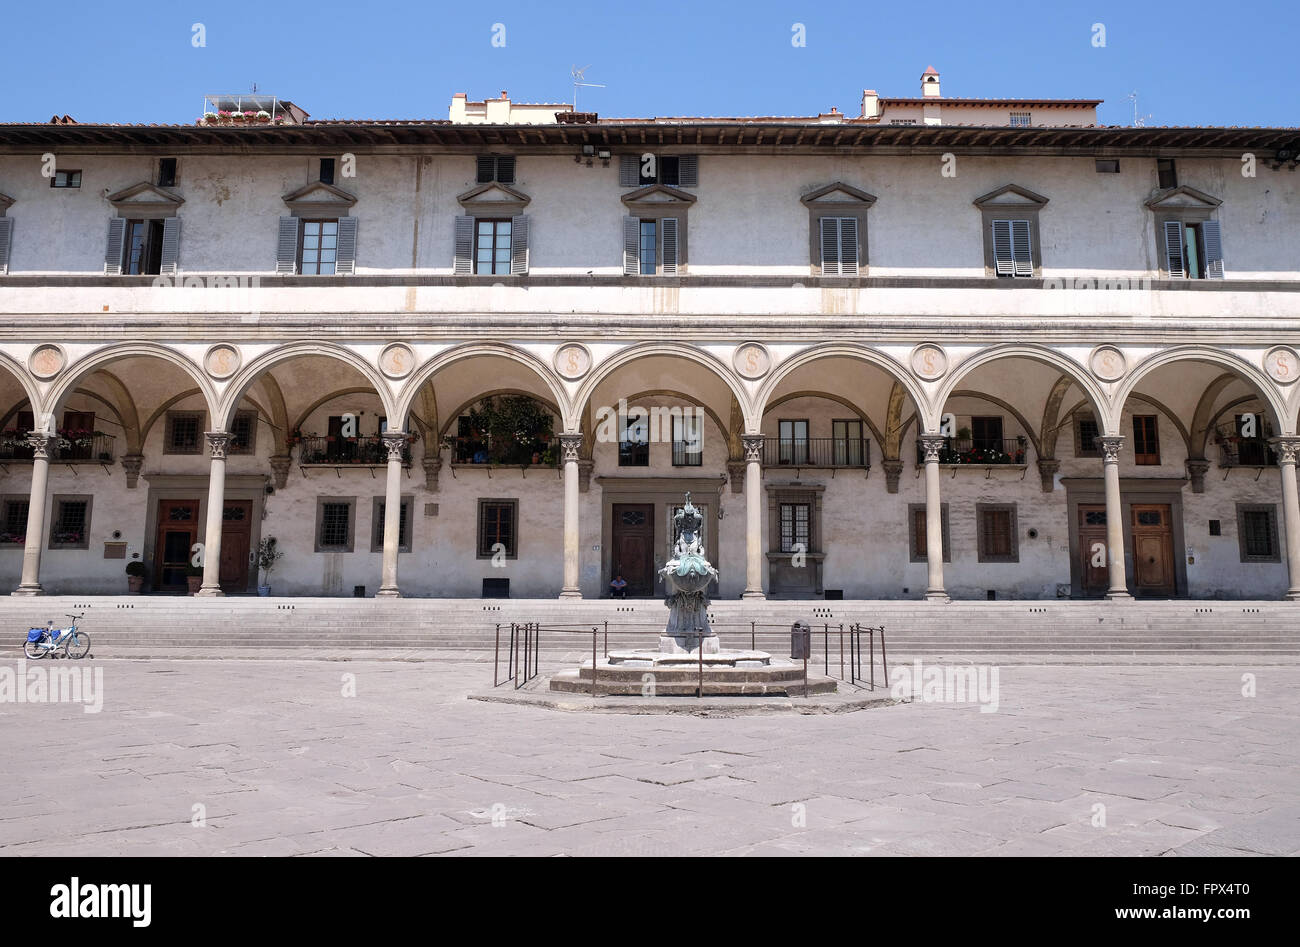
left=1077, top=505, right=1110, bottom=597
left=219, top=500, right=253, bottom=593
left=1131, top=503, right=1175, bottom=596
left=612, top=503, right=655, bottom=596
left=154, top=499, right=200, bottom=592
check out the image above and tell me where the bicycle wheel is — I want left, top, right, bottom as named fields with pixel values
left=64, top=632, right=90, bottom=659
left=23, top=638, right=48, bottom=659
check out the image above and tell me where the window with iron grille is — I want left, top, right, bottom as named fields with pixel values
left=315, top=498, right=355, bottom=552
left=50, top=169, right=81, bottom=188
left=619, top=412, right=649, bottom=466
left=476, top=155, right=516, bottom=184
left=1, top=497, right=29, bottom=545
left=908, top=503, right=951, bottom=562
left=672, top=412, right=702, bottom=467
left=1075, top=414, right=1100, bottom=457
left=977, top=503, right=1018, bottom=563
left=165, top=411, right=204, bottom=454
left=50, top=496, right=91, bottom=549
left=474, top=218, right=512, bottom=275
left=319, top=158, right=335, bottom=185
left=779, top=502, right=811, bottom=553
left=1132, top=415, right=1160, bottom=465
left=229, top=410, right=257, bottom=455
left=1009, top=112, right=1032, bottom=127
left=372, top=497, right=412, bottom=553
left=1237, top=504, right=1279, bottom=562
left=478, top=499, right=517, bottom=559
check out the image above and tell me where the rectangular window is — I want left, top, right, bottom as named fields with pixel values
left=977, top=504, right=1018, bottom=563
left=319, top=158, right=336, bottom=185
left=819, top=216, right=859, bottom=275
left=157, top=157, right=178, bottom=187
left=316, top=498, right=355, bottom=552
left=1095, top=159, right=1120, bottom=173
left=1075, top=414, right=1100, bottom=457
left=371, top=497, right=412, bottom=553
left=778, top=420, right=809, bottom=465
left=474, top=218, right=512, bottom=275
left=638, top=219, right=657, bottom=275
left=1009, top=111, right=1032, bottom=127
left=1237, top=504, right=1279, bottom=562
left=990, top=218, right=1033, bottom=277
left=1162, top=219, right=1223, bottom=280
left=49, top=496, right=91, bottom=549
left=1132, top=415, right=1160, bottom=465
left=122, top=218, right=165, bottom=275
left=50, top=170, right=81, bottom=188
left=299, top=219, right=338, bottom=275
left=164, top=411, right=204, bottom=454
left=477, top=499, right=518, bottom=559
left=229, top=410, right=256, bottom=455
left=832, top=419, right=865, bottom=466
left=672, top=413, right=702, bottom=467
left=1, top=497, right=29, bottom=546
left=476, top=155, right=516, bottom=184
left=779, top=502, right=811, bottom=553
left=908, top=504, right=950, bottom=562
left=1157, top=158, right=1178, bottom=189
left=971, top=416, right=1004, bottom=452
left=619, top=411, right=649, bottom=467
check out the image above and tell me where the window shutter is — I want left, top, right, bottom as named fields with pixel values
left=1202, top=220, right=1225, bottom=279
left=0, top=217, right=12, bottom=275
left=476, top=156, right=495, bottom=184
left=660, top=217, right=679, bottom=275
left=335, top=216, right=358, bottom=275
left=619, top=154, right=640, bottom=188
left=990, top=219, right=1014, bottom=275
left=622, top=216, right=639, bottom=275
left=104, top=218, right=126, bottom=275
left=820, top=217, right=840, bottom=275
left=158, top=217, right=181, bottom=275
left=510, top=214, right=529, bottom=275
left=453, top=216, right=474, bottom=275
left=276, top=216, right=299, bottom=275
left=1010, top=219, right=1033, bottom=277
left=1163, top=220, right=1186, bottom=278
left=840, top=216, right=859, bottom=275
left=497, top=156, right=516, bottom=185
left=677, top=155, right=698, bottom=188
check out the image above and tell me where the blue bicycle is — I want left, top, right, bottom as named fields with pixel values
left=24, top=613, right=90, bottom=660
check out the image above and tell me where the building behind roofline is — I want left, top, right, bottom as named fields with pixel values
left=1, top=72, right=1299, bottom=602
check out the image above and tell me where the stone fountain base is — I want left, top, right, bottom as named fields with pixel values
left=549, top=650, right=838, bottom=697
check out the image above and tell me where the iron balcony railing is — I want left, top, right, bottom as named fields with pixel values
left=917, top=437, right=1028, bottom=465
left=449, top=435, right=557, bottom=467
left=1219, top=437, right=1278, bottom=467
left=0, top=432, right=116, bottom=463
left=762, top=437, right=871, bottom=468
left=297, top=435, right=411, bottom=466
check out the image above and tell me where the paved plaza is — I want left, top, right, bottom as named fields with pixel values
left=1, top=658, right=1297, bottom=857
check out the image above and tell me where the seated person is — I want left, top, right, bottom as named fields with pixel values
left=609, top=572, right=628, bottom=598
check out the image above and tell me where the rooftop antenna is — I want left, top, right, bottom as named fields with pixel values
left=571, top=65, right=605, bottom=112
left=1126, top=90, right=1151, bottom=127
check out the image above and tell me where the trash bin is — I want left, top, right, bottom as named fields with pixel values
left=790, top=620, right=811, bottom=660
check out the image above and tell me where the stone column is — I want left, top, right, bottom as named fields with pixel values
left=741, top=434, right=766, bottom=600
left=919, top=435, right=949, bottom=602
left=13, top=432, right=52, bottom=596
left=559, top=433, right=583, bottom=599
left=376, top=432, right=408, bottom=598
left=1098, top=435, right=1132, bottom=600
left=197, top=431, right=231, bottom=597
left=1269, top=437, right=1300, bottom=600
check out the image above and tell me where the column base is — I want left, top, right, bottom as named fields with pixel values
left=375, top=588, right=403, bottom=598
left=741, top=590, right=767, bottom=600
left=1105, top=590, right=1134, bottom=601
left=924, top=591, right=951, bottom=603
left=559, top=588, right=582, bottom=600
left=195, top=586, right=225, bottom=598
left=11, top=585, right=45, bottom=597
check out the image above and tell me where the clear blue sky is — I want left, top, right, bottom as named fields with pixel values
left=8, top=0, right=1297, bottom=127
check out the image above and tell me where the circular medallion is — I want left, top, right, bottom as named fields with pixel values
left=1264, top=346, right=1300, bottom=385
left=553, top=343, right=593, bottom=380
left=378, top=342, right=415, bottom=379
left=28, top=344, right=67, bottom=380
left=909, top=344, right=948, bottom=381
left=732, top=342, right=771, bottom=380
left=203, top=344, right=241, bottom=379
left=1088, top=345, right=1126, bottom=382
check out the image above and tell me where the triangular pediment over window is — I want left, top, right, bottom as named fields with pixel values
left=0, top=190, right=14, bottom=213
left=621, top=183, right=697, bottom=208
left=800, top=182, right=878, bottom=207
left=973, top=184, right=1049, bottom=208
left=106, top=182, right=185, bottom=213
left=1143, top=185, right=1222, bottom=210
left=456, top=182, right=531, bottom=215
left=281, top=181, right=358, bottom=216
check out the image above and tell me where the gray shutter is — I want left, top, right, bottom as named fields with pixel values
left=1010, top=219, right=1033, bottom=277
left=991, top=219, right=1014, bottom=276
left=677, top=155, right=699, bottom=187
left=840, top=216, right=859, bottom=275
left=335, top=216, right=358, bottom=275
left=497, top=156, right=516, bottom=185
left=158, top=217, right=181, bottom=275
left=0, top=217, right=12, bottom=275
left=1163, top=220, right=1186, bottom=278
left=623, top=216, right=640, bottom=275
left=619, top=154, right=640, bottom=188
left=454, top=215, right=474, bottom=275
left=1202, top=220, right=1225, bottom=279
left=276, top=216, right=299, bottom=274
left=104, top=218, right=126, bottom=275
left=510, top=214, right=529, bottom=275
left=820, top=217, right=839, bottom=275
left=476, top=156, right=495, bottom=184
left=661, top=217, right=678, bottom=275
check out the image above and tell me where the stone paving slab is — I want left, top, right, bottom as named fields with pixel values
left=1, top=659, right=1297, bottom=857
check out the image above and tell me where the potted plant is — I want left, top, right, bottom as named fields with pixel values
left=255, top=110, right=272, bottom=123
left=184, top=561, right=204, bottom=595
left=256, top=537, right=283, bottom=596
left=125, top=559, right=147, bottom=594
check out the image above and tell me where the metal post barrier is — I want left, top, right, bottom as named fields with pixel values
left=869, top=626, right=875, bottom=691
left=604, top=620, right=608, bottom=659
left=751, top=621, right=756, bottom=652
left=494, top=623, right=500, bottom=686
left=697, top=630, right=704, bottom=698
left=879, top=625, right=888, bottom=689
left=534, top=622, right=540, bottom=679
left=591, top=627, right=599, bottom=697
left=838, top=623, right=844, bottom=681
left=849, top=623, right=856, bottom=685
left=823, top=623, right=829, bottom=676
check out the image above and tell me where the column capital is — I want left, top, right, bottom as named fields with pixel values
left=557, top=432, right=583, bottom=463
left=918, top=434, right=947, bottom=463
left=205, top=431, right=232, bottom=460
left=1097, top=435, right=1124, bottom=464
left=1185, top=458, right=1211, bottom=493
left=1268, top=436, right=1300, bottom=466
left=381, top=430, right=409, bottom=462
left=741, top=434, right=764, bottom=463
left=25, top=431, right=53, bottom=459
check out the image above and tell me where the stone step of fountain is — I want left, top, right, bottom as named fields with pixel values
left=548, top=668, right=838, bottom=697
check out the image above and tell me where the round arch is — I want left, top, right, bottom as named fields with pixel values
left=575, top=342, right=749, bottom=434
left=44, top=342, right=218, bottom=425
left=761, top=390, right=884, bottom=448
left=0, top=350, right=43, bottom=419
left=219, top=342, right=397, bottom=431
left=1115, top=347, right=1288, bottom=437
left=613, top=389, right=731, bottom=449
left=756, top=343, right=926, bottom=435
left=394, top=342, right=568, bottom=433
left=937, top=344, right=1110, bottom=436
left=437, top=388, right=565, bottom=439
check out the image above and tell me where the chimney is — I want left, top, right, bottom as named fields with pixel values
left=922, top=65, right=941, bottom=97
left=861, top=89, right=879, bottom=119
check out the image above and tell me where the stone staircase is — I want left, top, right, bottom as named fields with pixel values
left=3, top=597, right=1300, bottom=655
